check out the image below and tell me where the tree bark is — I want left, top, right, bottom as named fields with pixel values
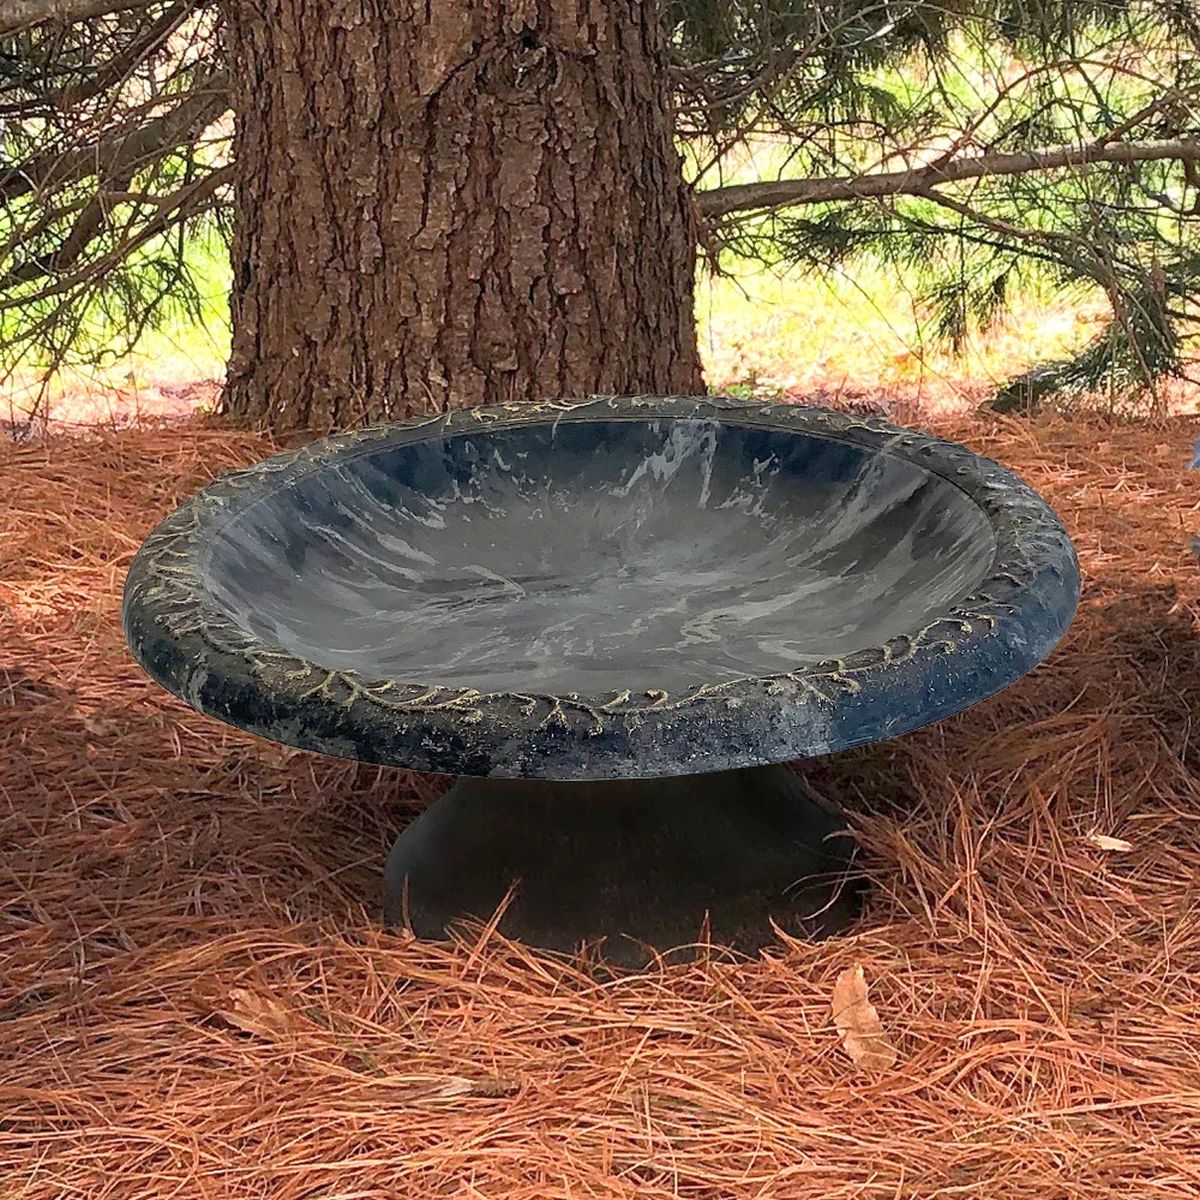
left=221, top=0, right=704, bottom=432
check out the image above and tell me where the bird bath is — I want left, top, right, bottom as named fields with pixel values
left=124, top=396, right=1078, bottom=964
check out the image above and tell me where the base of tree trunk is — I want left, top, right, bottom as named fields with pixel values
left=223, top=0, right=703, bottom=431
left=383, top=765, right=861, bottom=967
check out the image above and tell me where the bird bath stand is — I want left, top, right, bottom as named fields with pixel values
left=124, top=396, right=1078, bottom=965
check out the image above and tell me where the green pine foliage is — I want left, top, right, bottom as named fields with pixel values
left=3, top=0, right=1200, bottom=409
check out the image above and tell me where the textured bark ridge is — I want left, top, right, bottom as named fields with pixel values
left=223, top=0, right=703, bottom=430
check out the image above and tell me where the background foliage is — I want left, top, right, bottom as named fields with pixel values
left=3, top=0, right=1200, bottom=411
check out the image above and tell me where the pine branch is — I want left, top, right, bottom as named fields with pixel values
left=36, top=1, right=195, bottom=111
left=0, top=70, right=228, bottom=202
left=698, top=139, right=1200, bottom=217
left=0, top=0, right=161, bottom=35
left=0, top=162, right=232, bottom=310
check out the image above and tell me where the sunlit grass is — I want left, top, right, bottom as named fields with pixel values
left=3, top=225, right=230, bottom=425
left=687, top=127, right=1113, bottom=410
left=697, top=258, right=1110, bottom=408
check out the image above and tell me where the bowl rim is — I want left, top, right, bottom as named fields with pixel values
left=122, top=394, right=1080, bottom=779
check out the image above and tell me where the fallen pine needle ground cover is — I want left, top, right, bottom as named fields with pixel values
left=3, top=411, right=1200, bottom=1198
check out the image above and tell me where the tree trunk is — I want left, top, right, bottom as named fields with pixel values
left=221, top=0, right=703, bottom=432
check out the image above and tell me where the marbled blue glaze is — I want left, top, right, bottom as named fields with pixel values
left=205, top=419, right=996, bottom=694
left=123, top=396, right=1080, bottom=779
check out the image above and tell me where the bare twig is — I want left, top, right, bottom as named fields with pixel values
left=0, top=161, right=232, bottom=309
left=699, top=139, right=1200, bottom=217
left=0, top=70, right=229, bottom=203
left=0, top=0, right=162, bottom=36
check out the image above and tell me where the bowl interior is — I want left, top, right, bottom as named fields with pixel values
left=203, top=418, right=996, bottom=695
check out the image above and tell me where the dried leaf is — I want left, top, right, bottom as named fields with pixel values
left=82, top=713, right=119, bottom=738
left=832, top=966, right=898, bottom=1071
left=219, top=987, right=295, bottom=1040
left=1086, top=831, right=1134, bottom=853
left=380, top=1074, right=520, bottom=1101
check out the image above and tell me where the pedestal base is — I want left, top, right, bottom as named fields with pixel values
left=384, top=765, right=860, bottom=966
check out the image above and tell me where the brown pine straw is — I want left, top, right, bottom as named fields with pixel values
left=4, top=412, right=1200, bottom=1199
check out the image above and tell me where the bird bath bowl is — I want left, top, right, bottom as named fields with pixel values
left=124, top=396, right=1078, bottom=964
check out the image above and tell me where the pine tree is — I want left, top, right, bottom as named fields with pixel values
left=3, top=0, right=1199, bottom=424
